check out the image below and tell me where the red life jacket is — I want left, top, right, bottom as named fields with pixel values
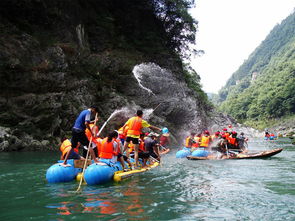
left=118, top=126, right=128, bottom=139
left=192, top=136, right=200, bottom=148
left=228, top=137, right=238, bottom=147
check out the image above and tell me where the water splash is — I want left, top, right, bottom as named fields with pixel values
left=132, top=64, right=155, bottom=95
left=98, top=108, right=132, bottom=135
left=142, top=108, right=154, bottom=120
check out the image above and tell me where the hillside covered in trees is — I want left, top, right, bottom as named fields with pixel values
left=217, top=11, right=295, bottom=130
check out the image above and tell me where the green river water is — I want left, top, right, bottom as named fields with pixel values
left=0, top=138, right=294, bottom=221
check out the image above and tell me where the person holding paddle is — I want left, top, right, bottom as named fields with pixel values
left=62, top=106, right=99, bottom=166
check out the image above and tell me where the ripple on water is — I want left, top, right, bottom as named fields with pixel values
left=1, top=140, right=295, bottom=220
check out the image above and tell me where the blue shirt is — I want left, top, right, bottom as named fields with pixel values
left=73, top=109, right=91, bottom=130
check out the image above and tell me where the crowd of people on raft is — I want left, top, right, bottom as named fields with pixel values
left=183, top=126, right=249, bottom=158
left=264, top=131, right=277, bottom=140
left=60, top=107, right=170, bottom=171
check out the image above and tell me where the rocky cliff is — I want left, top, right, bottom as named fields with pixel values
left=0, top=0, right=237, bottom=151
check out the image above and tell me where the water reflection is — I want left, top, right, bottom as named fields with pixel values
left=41, top=138, right=295, bottom=220
left=45, top=179, right=149, bottom=219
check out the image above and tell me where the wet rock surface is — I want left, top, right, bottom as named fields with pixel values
left=0, top=1, right=242, bottom=151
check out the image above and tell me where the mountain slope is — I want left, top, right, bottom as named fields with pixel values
left=217, top=11, right=295, bottom=129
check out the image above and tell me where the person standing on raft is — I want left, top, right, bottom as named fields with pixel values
left=122, top=110, right=161, bottom=168
left=62, top=106, right=99, bottom=166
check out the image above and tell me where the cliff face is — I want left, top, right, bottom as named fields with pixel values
left=0, top=0, right=231, bottom=151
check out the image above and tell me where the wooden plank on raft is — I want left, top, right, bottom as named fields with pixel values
left=74, top=159, right=91, bottom=168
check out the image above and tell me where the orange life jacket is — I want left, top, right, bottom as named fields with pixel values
left=228, top=137, right=238, bottom=147
left=126, top=116, right=142, bottom=136
left=85, top=124, right=101, bottom=149
left=199, top=136, right=210, bottom=147
left=95, top=137, right=103, bottom=155
left=225, top=132, right=230, bottom=140
left=192, top=136, right=200, bottom=148
left=99, top=138, right=118, bottom=159
left=60, top=139, right=72, bottom=156
left=85, top=124, right=99, bottom=140
left=185, top=136, right=192, bottom=148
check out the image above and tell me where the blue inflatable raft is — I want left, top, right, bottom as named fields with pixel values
left=46, top=159, right=125, bottom=185
left=176, top=147, right=191, bottom=158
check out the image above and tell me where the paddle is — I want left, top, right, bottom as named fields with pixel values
left=76, top=113, right=98, bottom=192
left=225, top=143, right=230, bottom=158
left=149, top=155, right=160, bottom=164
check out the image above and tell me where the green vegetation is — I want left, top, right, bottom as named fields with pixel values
left=183, top=64, right=210, bottom=105
left=217, top=11, right=295, bottom=129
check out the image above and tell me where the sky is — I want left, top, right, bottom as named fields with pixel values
left=189, top=0, right=295, bottom=93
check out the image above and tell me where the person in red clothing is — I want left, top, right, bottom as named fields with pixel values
left=159, top=127, right=171, bottom=154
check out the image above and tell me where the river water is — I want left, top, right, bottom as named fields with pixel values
left=0, top=138, right=294, bottom=220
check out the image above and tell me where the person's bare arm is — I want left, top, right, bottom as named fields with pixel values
left=149, top=125, right=161, bottom=131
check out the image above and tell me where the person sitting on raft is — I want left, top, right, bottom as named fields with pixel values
left=191, top=133, right=201, bottom=151
left=122, top=110, right=161, bottom=168
left=199, top=130, right=212, bottom=150
left=115, top=132, right=133, bottom=171
left=184, top=132, right=196, bottom=150
left=59, top=138, right=84, bottom=161
left=227, top=131, right=239, bottom=150
left=216, top=135, right=230, bottom=158
left=144, top=132, right=161, bottom=163
left=223, top=128, right=231, bottom=140
left=211, top=131, right=221, bottom=141
left=118, top=125, right=128, bottom=145
left=98, top=131, right=121, bottom=164
left=63, top=106, right=99, bottom=166
left=159, top=127, right=170, bottom=154
left=237, top=132, right=248, bottom=153
left=129, top=133, right=150, bottom=168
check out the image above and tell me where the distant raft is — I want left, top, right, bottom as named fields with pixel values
left=264, top=136, right=277, bottom=140
left=187, top=148, right=283, bottom=160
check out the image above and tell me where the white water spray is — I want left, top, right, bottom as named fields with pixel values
left=132, top=64, right=155, bottom=95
